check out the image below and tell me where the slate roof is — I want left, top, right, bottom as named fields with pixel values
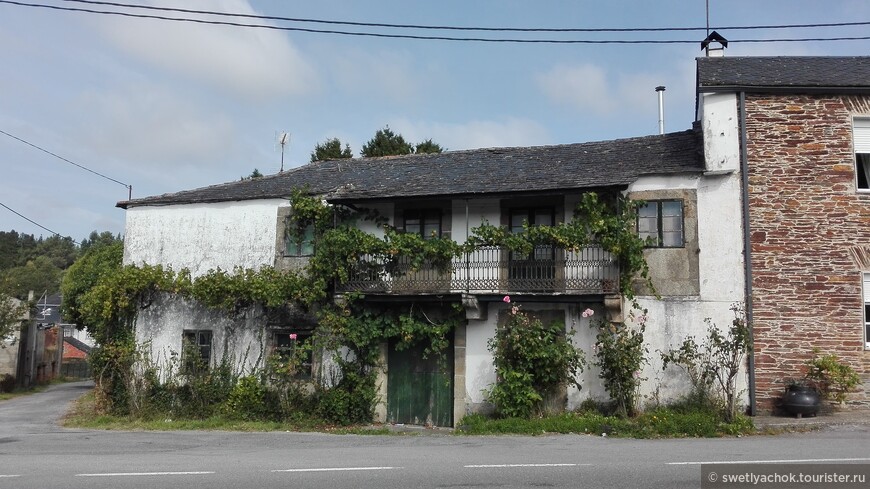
left=119, top=129, right=703, bottom=208
left=697, top=56, right=870, bottom=92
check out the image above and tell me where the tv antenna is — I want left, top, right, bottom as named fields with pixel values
left=278, top=132, right=290, bottom=172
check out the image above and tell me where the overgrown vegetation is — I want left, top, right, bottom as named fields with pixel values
left=661, top=304, right=752, bottom=423
left=590, top=311, right=648, bottom=418
left=804, top=349, right=861, bottom=404
left=486, top=297, right=585, bottom=418
left=458, top=409, right=754, bottom=438
left=69, top=189, right=675, bottom=430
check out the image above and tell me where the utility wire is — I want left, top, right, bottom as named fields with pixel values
left=0, top=129, right=132, bottom=198
left=0, top=201, right=79, bottom=244
left=59, top=0, right=870, bottom=33
left=2, top=1, right=869, bottom=44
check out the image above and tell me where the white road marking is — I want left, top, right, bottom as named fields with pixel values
left=76, top=471, right=215, bottom=477
left=0, top=475, right=21, bottom=478
left=272, top=466, right=400, bottom=473
left=465, top=463, right=587, bottom=468
left=668, top=457, right=870, bottom=465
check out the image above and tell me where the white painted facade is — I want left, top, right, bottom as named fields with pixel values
left=124, top=199, right=285, bottom=278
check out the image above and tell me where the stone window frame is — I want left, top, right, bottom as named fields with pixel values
left=637, top=199, right=685, bottom=248
left=854, top=116, right=870, bottom=192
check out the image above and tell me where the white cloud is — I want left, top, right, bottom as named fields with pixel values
left=97, top=0, right=318, bottom=100
left=391, top=118, right=551, bottom=150
left=536, top=62, right=689, bottom=123
left=73, top=84, right=239, bottom=175
left=536, top=64, right=615, bottom=115
left=326, top=47, right=420, bottom=103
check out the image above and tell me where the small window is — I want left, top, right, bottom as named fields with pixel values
left=285, top=222, right=315, bottom=256
left=182, top=329, right=212, bottom=372
left=855, top=118, right=870, bottom=191
left=404, top=210, right=441, bottom=240
left=638, top=200, right=684, bottom=248
left=273, top=330, right=313, bottom=379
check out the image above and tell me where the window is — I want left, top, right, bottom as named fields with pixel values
left=273, top=330, right=313, bottom=379
left=864, top=273, right=870, bottom=349
left=855, top=118, right=870, bottom=191
left=637, top=200, right=684, bottom=247
left=284, top=222, right=315, bottom=256
left=404, top=209, right=441, bottom=240
left=182, top=329, right=212, bottom=372
left=508, top=207, right=556, bottom=281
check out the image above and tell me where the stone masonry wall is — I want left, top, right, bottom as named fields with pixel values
left=745, top=94, right=870, bottom=411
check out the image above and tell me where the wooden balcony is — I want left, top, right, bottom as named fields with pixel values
left=337, top=245, right=618, bottom=295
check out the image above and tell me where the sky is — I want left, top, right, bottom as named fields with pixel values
left=1, top=0, right=869, bottom=243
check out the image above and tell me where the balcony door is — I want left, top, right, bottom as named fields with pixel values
left=508, top=207, right=556, bottom=289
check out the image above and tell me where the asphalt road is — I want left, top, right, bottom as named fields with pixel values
left=1, top=381, right=868, bottom=489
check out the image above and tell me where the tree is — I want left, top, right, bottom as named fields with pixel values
left=79, top=231, right=122, bottom=254
left=240, top=169, right=263, bottom=180
left=361, top=127, right=413, bottom=157
left=311, top=138, right=353, bottom=163
left=0, top=293, right=27, bottom=343
left=0, top=256, right=63, bottom=300
left=33, top=235, right=78, bottom=269
left=414, top=139, right=444, bottom=154
left=61, top=240, right=123, bottom=333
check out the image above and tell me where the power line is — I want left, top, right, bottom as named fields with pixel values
left=59, top=0, right=870, bottom=33
left=0, top=129, right=132, bottom=198
left=2, top=0, right=869, bottom=44
left=0, top=201, right=79, bottom=244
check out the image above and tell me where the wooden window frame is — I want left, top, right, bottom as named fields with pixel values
left=404, top=209, right=442, bottom=240
left=637, top=200, right=685, bottom=248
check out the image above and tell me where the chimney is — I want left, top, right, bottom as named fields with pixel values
left=655, top=86, right=666, bottom=135
left=701, top=31, right=728, bottom=57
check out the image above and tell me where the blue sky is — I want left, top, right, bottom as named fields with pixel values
left=1, top=0, right=869, bottom=242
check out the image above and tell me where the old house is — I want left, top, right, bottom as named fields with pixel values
left=117, top=50, right=870, bottom=426
left=696, top=55, right=870, bottom=410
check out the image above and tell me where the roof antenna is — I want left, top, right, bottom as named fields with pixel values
left=278, top=132, right=290, bottom=172
left=706, top=0, right=710, bottom=37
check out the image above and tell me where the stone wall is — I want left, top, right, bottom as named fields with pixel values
left=745, top=94, right=870, bottom=410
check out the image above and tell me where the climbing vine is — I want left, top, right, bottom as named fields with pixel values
left=82, top=189, right=651, bottom=419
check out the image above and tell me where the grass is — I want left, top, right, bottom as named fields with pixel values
left=62, top=391, right=392, bottom=434
left=61, top=388, right=754, bottom=438
left=456, top=408, right=755, bottom=438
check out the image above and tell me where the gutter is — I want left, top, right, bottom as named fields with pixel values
left=738, top=91, right=757, bottom=416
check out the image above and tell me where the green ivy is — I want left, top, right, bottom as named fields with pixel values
left=84, top=190, right=650, bottom=419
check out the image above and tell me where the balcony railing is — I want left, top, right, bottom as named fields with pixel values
left=337, top=245, right=618, bottom=295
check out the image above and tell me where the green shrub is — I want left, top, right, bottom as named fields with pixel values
left=487, top=298, right=585, bottom=418
left=223, top=375, right=268, bottom=421
left=805, top=349, right=860, bottom=404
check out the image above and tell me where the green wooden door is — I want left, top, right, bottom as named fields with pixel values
left=387, top=337, right=454, bottom=427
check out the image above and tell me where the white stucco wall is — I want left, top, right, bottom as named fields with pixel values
left=698, top=92, right=740, bottom=174
left=627, top=170, right=748, bottom=404
left=135, top=293, right=267, bottom=379
left=123, top=199, right=285, bottom=277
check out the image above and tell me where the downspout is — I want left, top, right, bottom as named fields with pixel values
left=738, top=91, right=757, bottom=416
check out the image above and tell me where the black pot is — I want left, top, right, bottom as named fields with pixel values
left=781, top=384, right=821, bottom=418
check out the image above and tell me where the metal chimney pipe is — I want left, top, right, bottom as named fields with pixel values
left=655, top=86, right=666, bottom=135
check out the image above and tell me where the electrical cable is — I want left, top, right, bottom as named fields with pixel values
left=0, top=201, right=79, bottom=244
left=0, top=129, right=131, bottom=196
left=59, top=0, right=870, bottom=34
left=1, top=0, right=868, bottom=44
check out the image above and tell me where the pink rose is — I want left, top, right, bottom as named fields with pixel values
left=503, top=295, right=511, bottom=303
left=582, top=308, right=594, bottom=318
left=289, top=333, right=298, bottom=340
